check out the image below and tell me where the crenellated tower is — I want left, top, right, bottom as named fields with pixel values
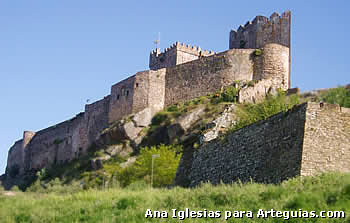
left=229, top=11, right=291, bottom=49
left=229, top=11, right=291, bottom=88
left=149, top=42, right=214, bottom=70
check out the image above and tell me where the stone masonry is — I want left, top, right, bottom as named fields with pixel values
left=175, top=102, right=350, bottom=187
left=5, top=11, right=291, bottom=178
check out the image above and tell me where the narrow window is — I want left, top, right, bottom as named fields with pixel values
left=136, top=83, right=139, bottom=87
left=117, top=94, right=120, bottom=100
left=126, top=90, right=129, bottom=96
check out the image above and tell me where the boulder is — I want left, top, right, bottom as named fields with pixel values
left=105, top=144, right=124, bottom=156
left=119, top=143, right=133, bottom=158
left=177, top=106, right=205, bottom=130
left=122, top=121, right=143, bottom=140
left=132, top=107, right=155, bottom=127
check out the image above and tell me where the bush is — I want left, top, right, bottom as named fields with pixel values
left=26, top=177, right=82, bottom=194
left=221, top=86, right=238, bottom=103
left=254, top=49, right=262, bottom=56
left=211, top=86, right=238, bottom=104
left=10, top=186, right=21, bottom=192
left=230, top=92, right=300, bottom=131
left=167, top=104, right=179, bottom=112
left=320, top=86, right=350, bottom=108
left=151, top=112, right=171, bottom=126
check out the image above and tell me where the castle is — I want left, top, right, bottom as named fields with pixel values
left=5, top=11, right=291, bottom=178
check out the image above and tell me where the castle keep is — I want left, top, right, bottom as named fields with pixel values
left=5, top=11, right=291, bottom=177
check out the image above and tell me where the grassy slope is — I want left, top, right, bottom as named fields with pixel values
left=1, top=173, right=350, bottom=223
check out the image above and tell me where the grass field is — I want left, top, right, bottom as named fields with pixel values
left=1, top=173, right=350, bottom=223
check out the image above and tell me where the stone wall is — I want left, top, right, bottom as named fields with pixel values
left=85, top=96, right=110, bottom=148
left=108, top=69, right=166, bottom=123
left=109, top=76, right=135, bottom=123
left=176, top=102, right=350, bottom=187
left=149, top=47, right=177, bottom=70
left=260, top=44, right=289, bottom=90
left=164, top=49, right=255, bottom=106
left=6, top=131, right=36, bottom=175
left=24, top=112, right=87, bottom=171
left=148, top=69, right=166, bottom=112
left=301, top=103, right=350, bottom=176
left=176, top=103, right=307, bottom=186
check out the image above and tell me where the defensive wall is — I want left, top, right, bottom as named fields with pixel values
left=5, top=11, right=291, bottom=177
left=175, top=102, right=350, bottom=187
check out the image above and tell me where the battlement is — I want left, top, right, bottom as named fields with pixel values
left=229, top=11, right=291, bottom=49
left=149, top=42, right=214, bottom=70
left=150, top=42, right=215, bottom=57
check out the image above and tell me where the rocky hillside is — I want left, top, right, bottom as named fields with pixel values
left=1, top=84, right=349, bottom=191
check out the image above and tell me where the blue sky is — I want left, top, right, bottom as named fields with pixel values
left=0, top=1, right=349, bottom=174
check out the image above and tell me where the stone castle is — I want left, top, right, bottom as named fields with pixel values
left=5, top=11, right=292, bottom=178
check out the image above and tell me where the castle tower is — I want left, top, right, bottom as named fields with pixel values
left=229, top=11, right=291, bottom=49
left=229, top=11, right=291, bottom=88
left=149, top=42, right=214, bottom=70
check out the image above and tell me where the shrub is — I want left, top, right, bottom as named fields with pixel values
left=230, top=92, right=300, bottom=132
left=167, top=104, right=179, bottom=112
left=254, top=49, right=262, bottom=56
left=211, top=86, right=238, bottom=104
left=151, top=112, right=171, bottom=126
left=10, top=185, right=21, bottom=192
left=220, top=86, right=238, bottom=103
left=126, top=180, right=149, bottom=190
left=320, top=86, right=350, bottom=108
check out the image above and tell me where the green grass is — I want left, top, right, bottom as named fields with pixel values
left=1, top=173, right=350, bottom=222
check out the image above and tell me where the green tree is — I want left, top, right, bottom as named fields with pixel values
left=133, top=145, right=182, bottom=187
